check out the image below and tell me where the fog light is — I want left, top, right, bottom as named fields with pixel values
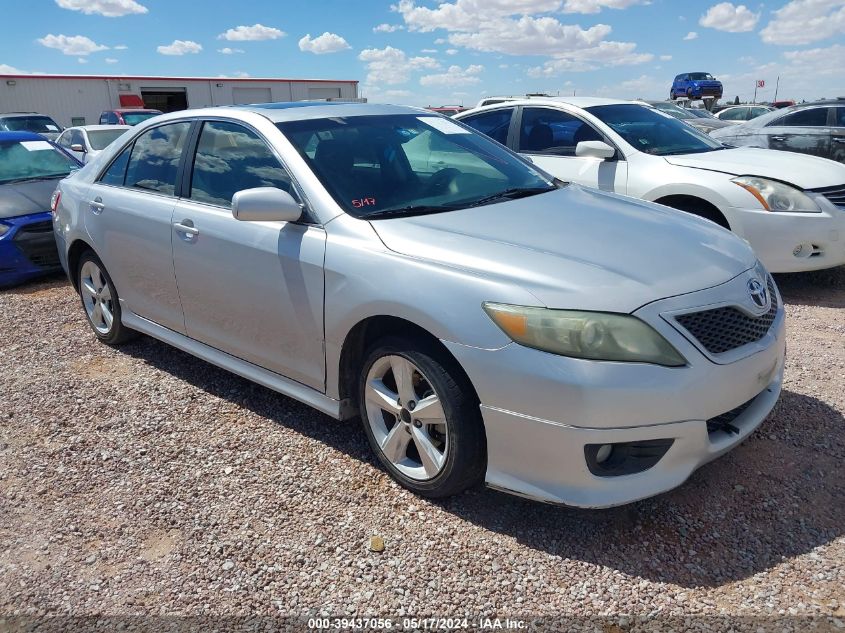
left=584, top=439, right=674, bottom=477
left=595, top=444, right=613, bottom=463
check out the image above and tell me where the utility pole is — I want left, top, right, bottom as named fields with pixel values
left=753, top=81, right=757, bottom=104
left=774, top=76, right=780, bottom=103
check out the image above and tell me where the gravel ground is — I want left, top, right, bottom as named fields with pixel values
left=1, top=267, right=843, bottom=631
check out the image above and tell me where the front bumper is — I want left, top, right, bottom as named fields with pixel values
left=0, top=211, right=61, bottom=287
left=728, top=204, right=845, bottom=273
left=445, top=271, right=786, bottom=508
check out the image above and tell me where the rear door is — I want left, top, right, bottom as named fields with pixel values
left=829, top=106, right=845, bottom=164
left=512, top=106, right=627, bottom=193
left=84, top=120, right=191, bottom=333
left=171, top=119, right=326, bottom=389
left=764, top=106, right=831, bottom=159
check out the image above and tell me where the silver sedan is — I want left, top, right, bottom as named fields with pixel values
left=52, top=103, right=785, bottom=507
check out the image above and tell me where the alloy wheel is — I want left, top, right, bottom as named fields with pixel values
left=80, top=260, right=114, bottom=335
left=363, top=354, right=449, bottom=481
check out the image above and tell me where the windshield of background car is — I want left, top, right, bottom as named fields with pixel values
left=122, top=112, right=160, bottom=125
left=87, top=129, right=127, bottom=150
left=689, top=73, right=715, bottom=80
left=0, top=116, right=62, bottom=134
left=652, top=103, right=696, bottom=120
left=0, top=139, right=80, bottom=184
left=587, top=104, right=724, bottom=156
left=277, top=114, right=555, bottom=218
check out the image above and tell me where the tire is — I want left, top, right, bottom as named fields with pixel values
left=77, top=250, right=138, bottom=345
left=358, top=336, right=486, bottom=498
left=686, top=88, right=694, bottom=99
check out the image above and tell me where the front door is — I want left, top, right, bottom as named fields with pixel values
left=171, top=119, right=326, bottom=390
left=84, top=121, right=191, bottom=333
left=514, top=106, right=628, bottom=193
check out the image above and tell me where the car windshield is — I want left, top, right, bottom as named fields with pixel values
left=87, top=129, right=127, bottom=150
left=278, top=114, right=556, bottom=219
left=122, top=112, right=160, bottom=125
left=650, top=102, right=696, bottom=120
left=587, top=104, right=725, bottom=156
left=689, top=109, right=716, bottom=119
left=0, top=116, right=62, bottom=134
left=689, top=73, right=715, bottom=81
left=0, top=139, right=79, bottom=184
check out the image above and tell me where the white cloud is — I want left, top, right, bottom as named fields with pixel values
left=373, top=23, right=404, bottom=32
left=528, top=40, right=653, bottom=75
left=105, top=57, right=118, bottom=63
left=562, top=0, right=649, bottom=13
left=219, top=24, right=285, bottom=41
left=760, top=0, right=845, bottom=45
left=298, top=32, right=351, bottom=54
left=0, top=64, right=28, bottom=73
left=446, top=48, right=459, bottom=55
left=420, top=64, right=483, bottom=86
left=659, top=54, right=672, bottom=61
left=420, top=48, right=438, bottom=53
left=684, top=31, right=699, bottom=39
left=77, top=57, right=88, bottom=64
left=157, top=40, right=202, bottom=55
left=234, top=71, right=250, bottom=78
left=55, top=0, right=147, bottom=17
left=113, top=45, right=128, bottom=50
left=699, top=2, right=759, bottom=32
left=218, top=47, right=244, bottom=54
left=358, top=46, right=439, bottom=85
left=595, top=73, right=665, bottom=98
left=37, top=34, right=109, bottom=56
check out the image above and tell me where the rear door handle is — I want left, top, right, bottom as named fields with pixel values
left=89, top=197, right=105, bottom=214
left=833, top=137, right=845, bottom=144
left=173, top=220, right=199, bottom=241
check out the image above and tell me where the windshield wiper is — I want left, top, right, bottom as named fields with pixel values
left=466, top=186, right=553, bottom=208
left=361, top=204, right=462, bottom=220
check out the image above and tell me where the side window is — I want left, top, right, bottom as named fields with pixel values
left=57, top=131, right=71, bottom=148
left=518, top=107, right=603, bottom=156
left=720, top=108, right=747, bottom=121
left=774, top=107, right=829, bottom=127
left=99, top=145, right=132, bottom=186
left=460, top=108, right=514, bottom=145
left=189, top=120, right=292, bottom=208
left=124, top=121, right=191, bottom=196
left=836, top=107, right=845, bottom=127
left=70, top=130, right=85, bottom=148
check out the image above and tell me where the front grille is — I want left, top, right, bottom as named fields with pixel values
left=811, top=184, right=845, bottom=208
left=676, top=278, right=778, bottom=355
left=12, top=220, right=60, bottom=269
left=706, top=394, right=757, bottom=436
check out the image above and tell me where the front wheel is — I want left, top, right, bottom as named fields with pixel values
left=359, top=337, right=486, bottom=498
left=77, top=251, right=137, bottom=345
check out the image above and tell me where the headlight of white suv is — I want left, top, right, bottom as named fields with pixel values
left=732, top=176, right=820, bottom=213
left=483, top=303, right=686, bottom=367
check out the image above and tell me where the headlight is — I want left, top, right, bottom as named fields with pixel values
left=483, top=303, right=686, bottom=366
left=732, top=176, right=820, bottom=213
left=0, top=222, right=10, bottom=237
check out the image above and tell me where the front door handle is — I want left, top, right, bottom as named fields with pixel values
left=833, top=137, right=845, bottom=144
left=770, top=136, right=786, bottom=142
left=173, top=220, right=199, bottom=241
left=90, top=197, right=105, bottom=214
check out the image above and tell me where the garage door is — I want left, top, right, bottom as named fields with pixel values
left=309, top=87, right=342, bottom=99
left=232, top=87, right=272, bottom=105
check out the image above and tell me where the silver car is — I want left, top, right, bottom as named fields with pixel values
left=52, top=103, right=786, bottom=508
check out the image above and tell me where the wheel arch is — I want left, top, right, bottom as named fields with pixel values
left=66, top=238, right=96, bottom=291
left=336, top=315, right=482, bottom=422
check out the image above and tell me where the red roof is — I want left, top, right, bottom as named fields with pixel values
left=0, top=73, right=357, bottom=84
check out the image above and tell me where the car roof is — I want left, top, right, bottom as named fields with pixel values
left=468, top=96, right=642, bottom=111
left=0, top=130, right=51, bottom=142
left=65, top=124, right=131, bottom=132
left=108, top=109, right=162, bottom=113
left=201, top=101, right=431, bottom=122
left=0, top=112, right=53, bottom=118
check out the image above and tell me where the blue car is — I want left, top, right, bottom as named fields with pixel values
left=0, top=131, right=82, bottom=287
left=670, top=72, right=723, bottom=101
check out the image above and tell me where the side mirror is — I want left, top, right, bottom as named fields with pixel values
left=70, top=143, right=85, bottom=153
left=232, top=187, right=302, bottom=223
left=575, top=140, right=615, bottom=160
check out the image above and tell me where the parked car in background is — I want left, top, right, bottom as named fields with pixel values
left=715, top=105, right=774, bottom=123
left=425, top=106, right=468, bottom=117
left=0, top=113, right=63, bottom=140
left=456, top=97, right=845, bottom=273
left=711, top=100, right=845, bottom=164
left=670, top=73, right=723, bottom=101
left=53, top=103, right=786, bottom=508
left=771, top=100, right=796, bottom=109
left=99, top=109, right=163, bottom=126
left=0, top=131, right=82, bottom=286
left=56, top=125, right=130, bottom=164
left=643, top=100, right=733, bottom=133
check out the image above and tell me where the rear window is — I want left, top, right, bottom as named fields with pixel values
left=87, top=129, right=127, bottom=150
left=122, top=112, right=161, bottom=126
left=773, top=107, right=829, bottom=127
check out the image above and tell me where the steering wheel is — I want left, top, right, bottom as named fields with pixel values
left=425, top=168, right=461, bottom=196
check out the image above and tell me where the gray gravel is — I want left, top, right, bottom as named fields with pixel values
left=1, top=268, right=844, bottom=629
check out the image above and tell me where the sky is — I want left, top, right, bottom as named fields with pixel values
left=0, top=0, right=843, bottom=107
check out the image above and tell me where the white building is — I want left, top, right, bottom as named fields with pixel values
left=0, top=74, right=360, bottom=127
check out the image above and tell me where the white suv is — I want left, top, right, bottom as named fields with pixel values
left=456, top=97, right=845, bottom=273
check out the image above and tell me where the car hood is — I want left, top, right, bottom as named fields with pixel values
left=0, top=179, right=57, bottom=219
left=370, top=185, right=755, bottom=313
left=663, top=147, right=845, bottom=189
